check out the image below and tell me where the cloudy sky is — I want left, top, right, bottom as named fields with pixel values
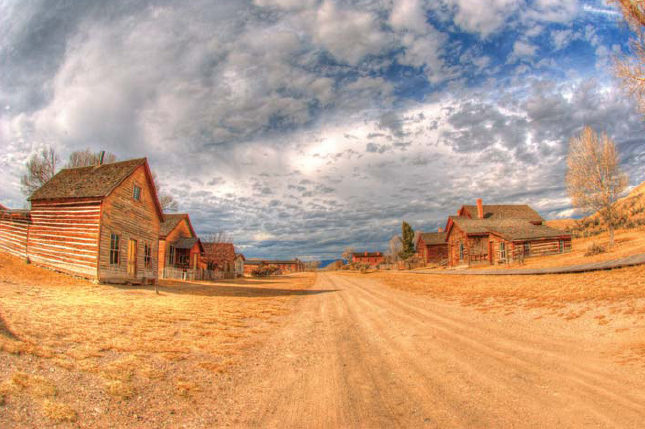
left=1, top=0, right=644, bottom=260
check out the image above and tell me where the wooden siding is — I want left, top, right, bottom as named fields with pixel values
left=158, top=218, right=193, bottom=278
left=98, top=165, right=160, bottom=283
left=0, top=214, right=30, bottom=259
left=28, top=200, right=101, bottom=278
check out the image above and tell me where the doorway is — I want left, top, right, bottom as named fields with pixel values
left=127, top=239, right=137, bottom=278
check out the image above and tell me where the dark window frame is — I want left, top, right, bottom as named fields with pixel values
left=133, top=184, right=142, bottom=202
left=144, top=243, right=152, bottom=269
left=168, top=245, right=175, bottom=266
left=110, top=233, right=120, bottom=265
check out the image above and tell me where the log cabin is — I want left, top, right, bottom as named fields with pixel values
left=158, top=213, right=204, bottom=278
left=445, top=199, right=572, bottom=267
left=23, top=157, right=164, bottom=283
left=416, top=230, right=448, bottom=265
left=243, top=259, right=305, bottom=275
left=0, top=208, right=31, bottom=260
left=351, top=251, right=385, bottom=267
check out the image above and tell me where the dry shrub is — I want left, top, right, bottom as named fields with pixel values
left=585, top=242, right=607, bottom=256
left=42, top=400, right=77, bottom=423
left=175, top=380, right=200, bottom=397
left=106, top=380, right=135, bottom=400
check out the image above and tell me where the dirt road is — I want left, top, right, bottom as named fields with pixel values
left=217, top=272, right=645, bottom=428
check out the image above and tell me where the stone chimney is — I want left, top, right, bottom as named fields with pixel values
left=477, top=198, right=483, bottom=219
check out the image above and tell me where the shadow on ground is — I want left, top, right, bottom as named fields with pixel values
left=110, top=282, right=338, bottom=298
left=0, top=311, right=20, bottom=341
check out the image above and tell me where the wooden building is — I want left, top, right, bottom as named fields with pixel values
left=0, top=208, right=31, bottom=260
left=158, top=213, right=203, bottom=278
left=445, top=199, right=572, bottom=267
left=416, top=230, right=448, bottom=265
left=235, top=253, right=245, bottom=277
left=17, top=158, right=164, bottom=283
left=202, top=242, right=237, bottom=276
left=243, top=259, right=304, bottom=275
left=351, top=251, right=385, bottom=267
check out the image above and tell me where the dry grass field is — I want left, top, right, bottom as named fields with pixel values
left=367, top=264, right=645, bottom=366
left=0, top=253, right=316, bottom=427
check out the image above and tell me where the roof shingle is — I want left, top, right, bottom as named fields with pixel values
left=29, top=158, right=147, bottom=201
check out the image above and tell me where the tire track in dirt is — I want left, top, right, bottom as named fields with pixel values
left=340, top=274, right=645, bottom=425
left=219, top=273, right=645, bottom=428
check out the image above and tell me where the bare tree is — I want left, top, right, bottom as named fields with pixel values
left=611, top=0, right=645, bottom=116
left=66, top=149, right=117, bottom=168
left=151, top=171, right=179, bottom=212
left=203, top=231, right=233, bottom=243
left=566, top=126, right=628, bottom=246
left=20, top=147, right=60, bottom=197
left=341, top=247, right=354, bottom=263
left=388, top=235, right=403, bottom=263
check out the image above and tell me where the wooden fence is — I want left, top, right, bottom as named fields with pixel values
left=162, top=267, right=236, bottom=281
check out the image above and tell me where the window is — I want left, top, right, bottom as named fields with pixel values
left=523, top=242, right=531, bottom=256
left=168, top=245, right=175, bottom=266
left=499, top=242, right=506, bottom=261
left=559, top=240, right=565, bottom=253
left=133, top=184, right=142, bottom=201
left=144, top=243, right=152, bottom=269
left=459, top=243, right=464, bottom=261
left=110, top=234, right=120, bottom=265
left=178, top=254, right=189, bottom=265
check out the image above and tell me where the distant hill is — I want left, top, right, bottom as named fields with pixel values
left=550, top=181, right=645, bottom=237
left=319, top=259, right=346, bottom=268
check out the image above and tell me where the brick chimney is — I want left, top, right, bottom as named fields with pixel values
left=438, top=227, right=443, bottom=233
left=364, top=251, right=367, bottom=256
left=477, top=198, right=483, bottom=219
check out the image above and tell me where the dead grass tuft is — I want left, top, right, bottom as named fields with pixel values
left=42, top=399, right=77, bottom=423
left=0, top=253, right=316, bottom=425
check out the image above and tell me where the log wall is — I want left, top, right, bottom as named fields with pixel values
left=28, top=199, right=101, bottom=278
left=0, top=213, right=30, bottom=259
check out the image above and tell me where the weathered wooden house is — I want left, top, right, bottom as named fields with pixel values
left=243, top=259, right=304, bottom=275
left=158, top=213, right=204, bottom=278
left=0, top=208, right=31, bottom=260
left=235, top=253, right=245, bottom=277
left=23, top=158, right=164, bottom=283
left=202, top=242, right=236, bottom=275
left=351, top=251, right=385, bottom=267
left=445, top=199, right=572, bottom=267
left=416, top=230, right=448, bottom=265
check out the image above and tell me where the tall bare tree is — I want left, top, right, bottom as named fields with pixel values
left=566, top=126, right=628, bottom=246
left=66, top=149, right=117, bottom=168
left=20, top=147, right=60, bottom=197
left=151, top=171, right=179, bottom=212
left=611, top=0, right=645, bottom=115
left=341, top=247, right=355, bottom=263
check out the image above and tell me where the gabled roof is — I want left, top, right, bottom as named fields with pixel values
left=159, top=213, right=195, bottom=238
left=418, top=232, right=447, bottom=246
left=0, top=202, right=6, bottom=211
left=203, top=242, right=236, bottom=263
left=351, top=252, right=383, bottom=258
left=460, top=204, right=543, bottom=223
left=245, top=259, right=301, bottom=265
left=173, top=237, right=204, bottom=251
left=28, top=158, right=164, bottom=220
left=235, top=253, right=245, bottom=261
left=448, top=216, right=570, bottom=241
